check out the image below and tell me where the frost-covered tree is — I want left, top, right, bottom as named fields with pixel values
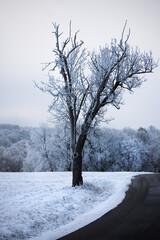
left=0, top=124, right=29, bottom=147
left=0, top=146, right=6, bottom=171
left=147, top=126, right=160, bottom=172
left=83, top=128, right=106, bottom=171
left=36, top=22, right=157, bottom=186
left=51, top=124, right=72, bottom=171
left=0, top=141, right=28, bottom=172
left=119, top=137, right=143, bottom=171
left=23, top=124, right=72, bottom=172
left=23, top=125, right=55, bottom=172
left=136, top=127, right=150, bottom=144
left=83, top=127, right=115, bottom=171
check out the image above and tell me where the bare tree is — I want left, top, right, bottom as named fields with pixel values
left=35, top=22, right=157, bottom=186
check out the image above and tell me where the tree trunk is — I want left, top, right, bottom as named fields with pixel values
left=72, top=127, right=88, bottom=187
left=72, top=122, right=91, bottom=186
left=72, top=152, right=83, bottom=187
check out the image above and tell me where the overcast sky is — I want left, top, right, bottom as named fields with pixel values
left=0, top=0, right=160, bottom=129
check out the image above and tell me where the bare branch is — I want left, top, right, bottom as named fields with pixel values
left=76, top=85, right=89, bottom=122
left=119, top=20, right=130, bottom=51
left=121, top=20, right=128, bottom=43
left=41, top=61, right=56, bottom=71
left=67, top=40, right=84, bottom=59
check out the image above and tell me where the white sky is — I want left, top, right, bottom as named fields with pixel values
left=0, top=0, right=160, bottom=129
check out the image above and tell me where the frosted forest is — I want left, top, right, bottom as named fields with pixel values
left=0, top=123, right=160, bottom=173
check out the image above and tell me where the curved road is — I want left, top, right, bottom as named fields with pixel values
left=58, top=174, right=160, bottom=240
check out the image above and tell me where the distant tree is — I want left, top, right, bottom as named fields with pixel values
left=136, top=127, right=150, bottom=144
left=23, top=124, right=72, bottom=172
left=119, top=137, right=144, bottom=171
left=83, top=128, right=106, bottom=171
left=24, top=125, right=55, bottom=172
left=147, top=126, right=160, bottom=172
left=0, top=146, right=6, bottom=171
left=0, top=124, right=30, bottom=147
left=0, top=141, right=28, bottom=172
left=36, top=22, right=157, bottom=186
left=51, top=124, right=72, bottom=171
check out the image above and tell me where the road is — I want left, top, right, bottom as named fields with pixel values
left=58, top=174, right=160, bottom=240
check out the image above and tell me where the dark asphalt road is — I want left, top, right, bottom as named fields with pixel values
left=58, top=174, right=160, bottom=240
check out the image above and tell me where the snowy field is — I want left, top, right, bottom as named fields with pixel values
left=0, top=172, right=149, bottom=240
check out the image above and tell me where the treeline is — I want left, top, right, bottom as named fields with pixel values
left=0, top=124, right=160, bottom=172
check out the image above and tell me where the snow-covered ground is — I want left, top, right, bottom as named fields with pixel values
left=0, top=172, right=148, bottom=240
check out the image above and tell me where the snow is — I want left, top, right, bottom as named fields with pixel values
left=0, top=172, right=150, bottom=240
